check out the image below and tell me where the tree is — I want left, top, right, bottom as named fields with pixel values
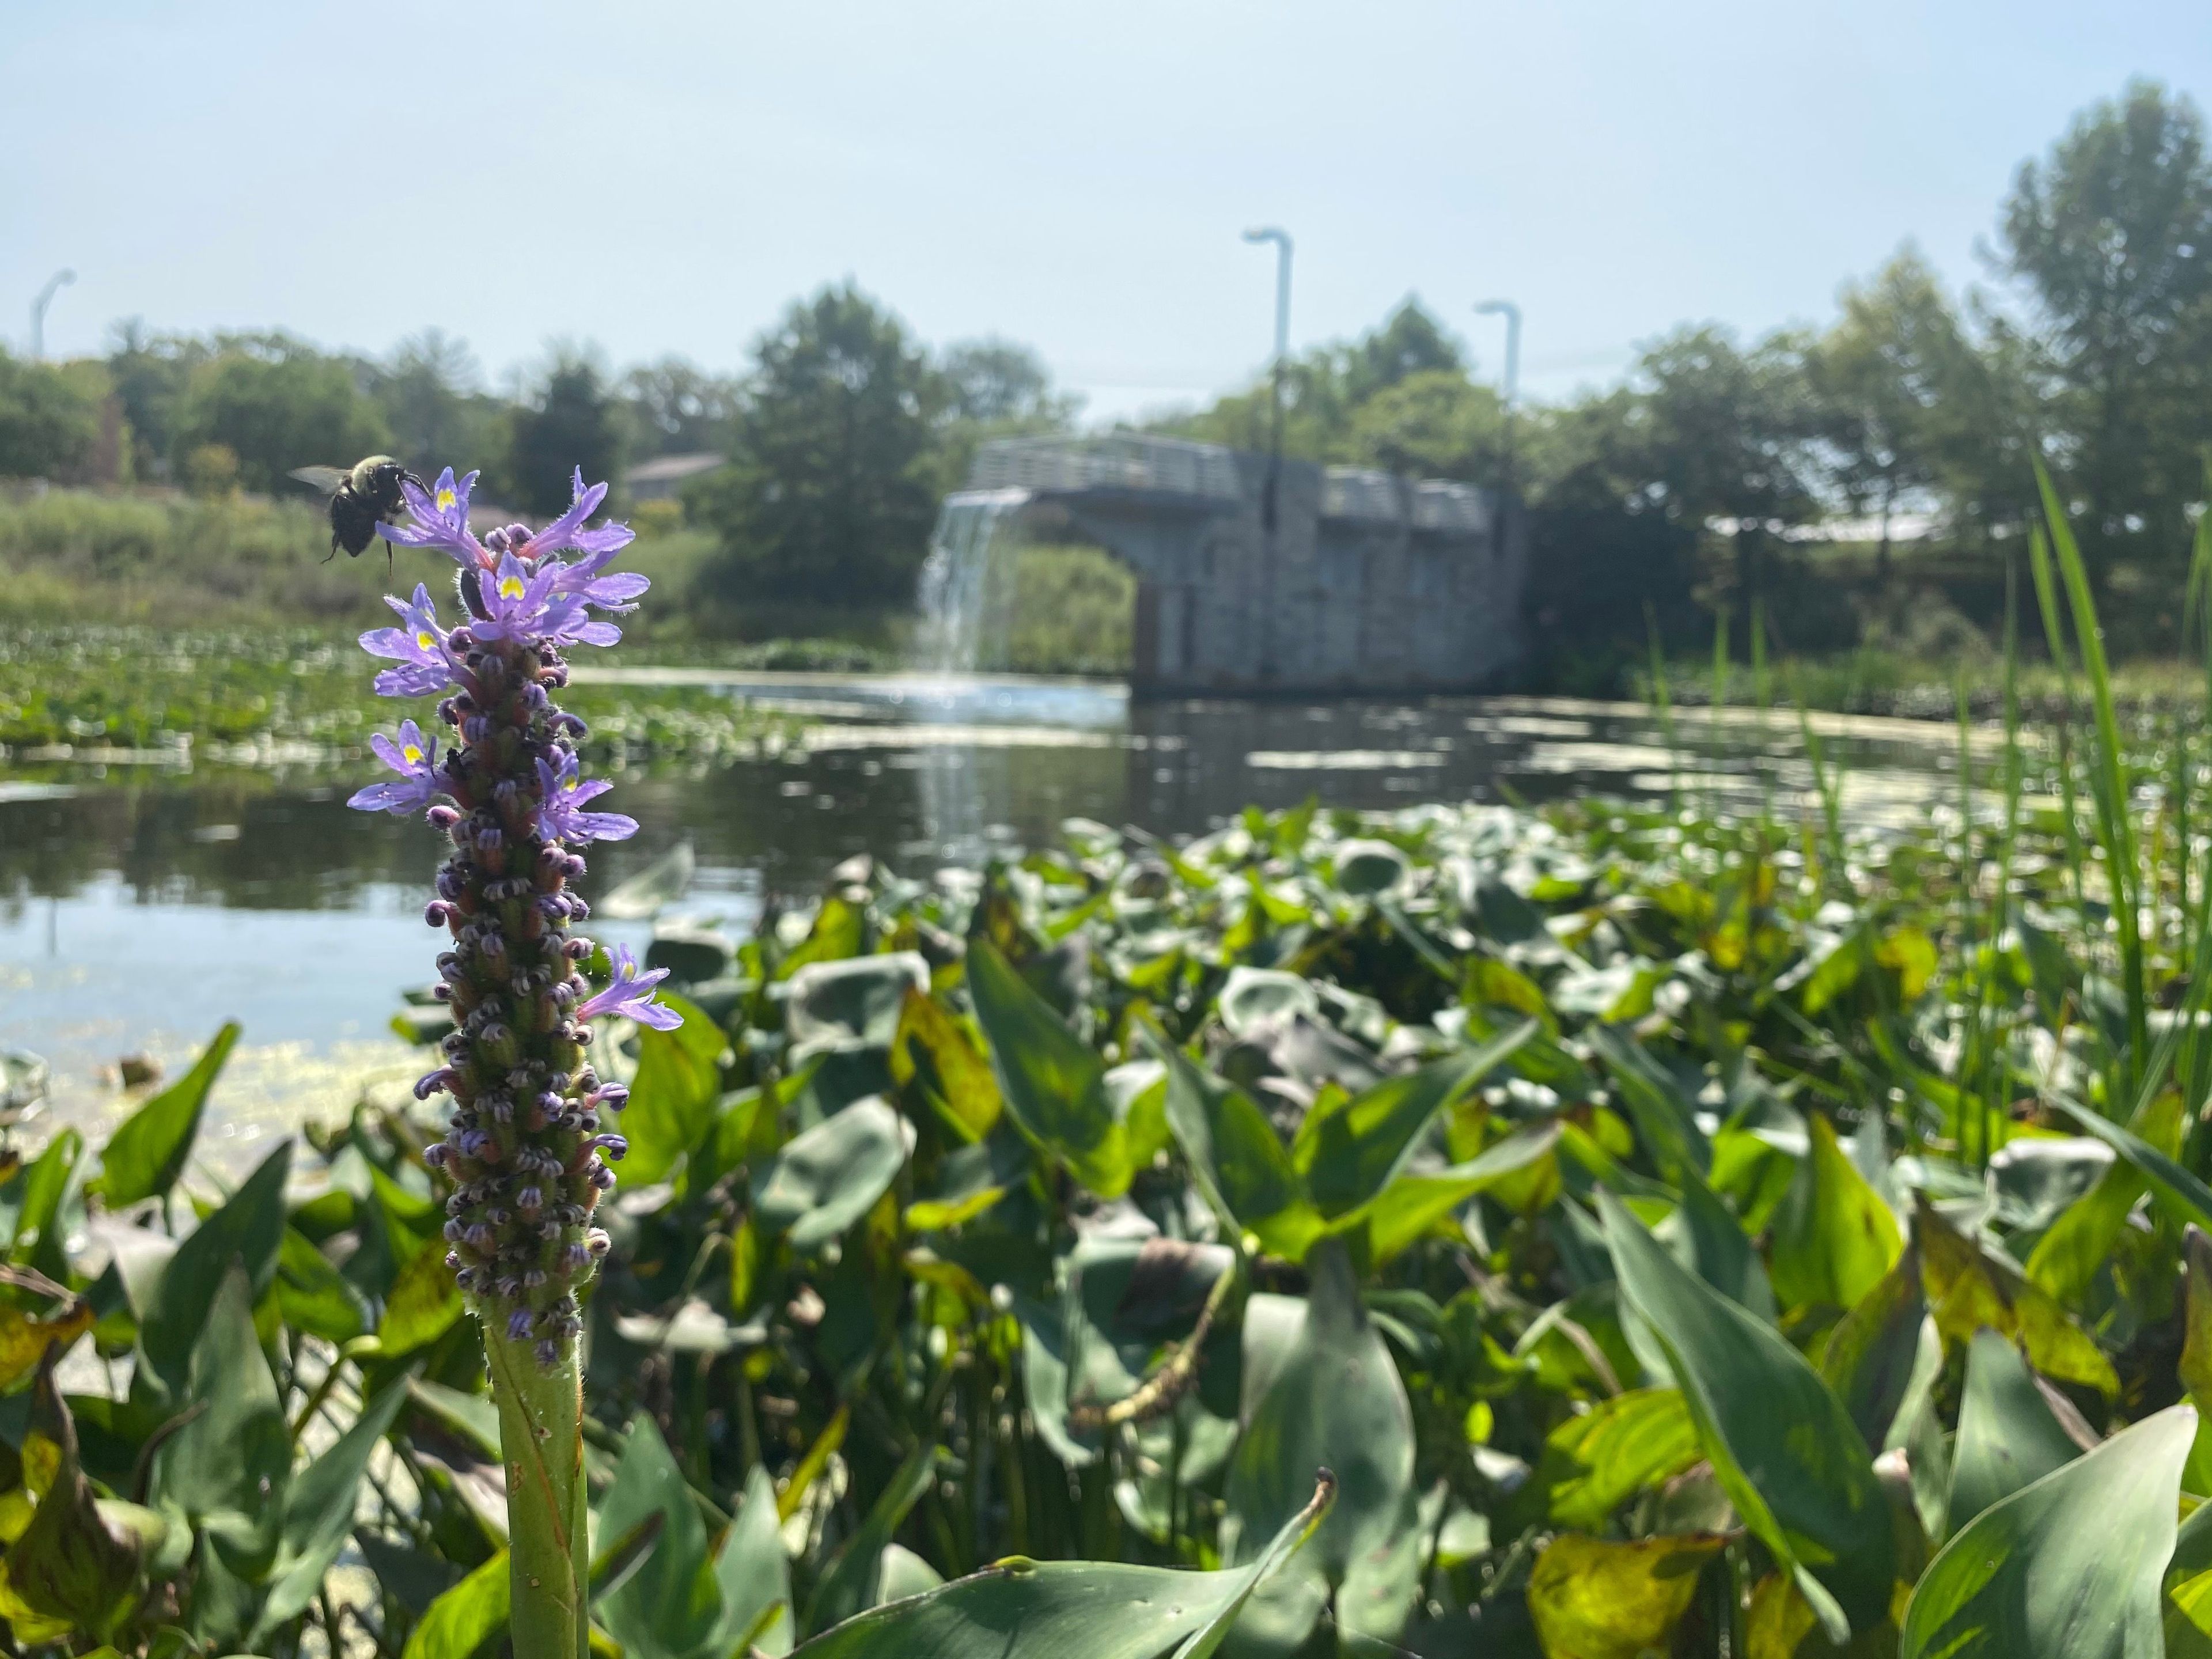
left=105, top=321, right=207, bottom=480
left=374, top=330, right=506, bottom=483
left=940, top=339, right=1077, bottom=428
left=1159, top=298, right=1466, bottom=465
left=1344, top=369, right=1505, bottom=485
left=1635, top=324, right=1820, bottom=633
left=509, top=346, right=623, bottom=516
left=620, top=357, right=742, bottom=459
left=1334, top=300, right=1465, bottom=408
left=1999, top=79, right=2212, bottom=578
left=693, top=285, right=948, bottom=611
left=0, top=350, right=104, bottom=479
left=169, top=334, right=389, bottom=495
left=1804, top=248, right=1968, bottom=578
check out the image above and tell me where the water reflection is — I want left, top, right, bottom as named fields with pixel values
left=0, top=683, right=1978, bottom=1149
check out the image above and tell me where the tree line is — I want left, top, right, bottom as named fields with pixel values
left=1, top=78, right=2207, bottom=647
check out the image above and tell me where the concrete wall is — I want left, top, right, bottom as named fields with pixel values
left=964, top=437, right=1526, bottom=695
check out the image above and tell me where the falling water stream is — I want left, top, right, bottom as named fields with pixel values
left=914, top=489, right=1030, bottom=672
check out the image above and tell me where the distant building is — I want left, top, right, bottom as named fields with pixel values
left=626, top=453, right=726, bottom=502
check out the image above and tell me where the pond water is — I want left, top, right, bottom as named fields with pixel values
left=0, top=673, right=1988, bottom=1160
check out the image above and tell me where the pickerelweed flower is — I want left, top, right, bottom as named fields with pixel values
left=347, top=462, right=675, bottom=1373
left=379, top=465, right=487, bottom=566
left=349, top=720, right=443, bottom=815
left=577, top=945, right=681, bottom=1030
left=361, top=583, right=459, bottom=698
left=536, top=751, right=638, bottom=846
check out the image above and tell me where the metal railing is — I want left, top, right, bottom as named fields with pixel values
left=966, top=436, right=1245, bottom=501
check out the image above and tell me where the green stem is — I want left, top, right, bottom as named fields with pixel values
left=486, top=1325, right=591, bottom=1659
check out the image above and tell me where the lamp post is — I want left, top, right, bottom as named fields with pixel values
left=29, top=270, right=75, bottom=361
left=1243, top=228, right=1292, bottom=532
left=1473, top=300, right=1520, bottom=493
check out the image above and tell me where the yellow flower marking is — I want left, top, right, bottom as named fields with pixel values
left=436, top=487, right=457, bottom=512
left=499, top=574, right=527, bottom=600
left=402, top=744, right=424, bottom=765
left=415, top=630, right=436, bottom=650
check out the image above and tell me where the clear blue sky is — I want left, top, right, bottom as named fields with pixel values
left=5, top=0, right=2206, bottom=422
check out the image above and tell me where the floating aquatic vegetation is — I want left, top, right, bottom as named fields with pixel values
left=6, top=484, right=2212, bottom=1656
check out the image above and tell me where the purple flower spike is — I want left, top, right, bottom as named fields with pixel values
left=349, top=721, right=445, bottom=815
left=379, top=467, right=490, bottom=569
left=535, top=752, right=638, bottom=846
left=577, top=945, right=680, bottom=1030
left=353, top=456, right=661, bottom=1371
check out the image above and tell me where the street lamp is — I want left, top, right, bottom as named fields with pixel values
left=1243, top=227, right=1293, bottom=532
left=1474, top=299, right=1521, bottom=491
left=29, top=270, right=75, bottom=361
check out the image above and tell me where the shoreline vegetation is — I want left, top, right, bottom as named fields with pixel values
left=5, top=483, right=2212, bottom=1653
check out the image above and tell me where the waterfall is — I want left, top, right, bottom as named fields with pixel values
left=915, top=488, right=1029, bottom=673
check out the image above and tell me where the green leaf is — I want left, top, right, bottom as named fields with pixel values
left=252, top=1381, right=410, bottom=1639
left=753, top=1099, right=914, bottom=1253
left=620, top=991, right=724, bottom=1184
left=4, top=1128, right=82, bottom=1268
left=376, top=1233, right=463, bottom=1358
left=2048, top=1094, right=2212, bottom=1230
left=1290, top=1023, right=1533, bottom=1217
left=1946, top=1329, right=2083, bottom=1537
left=788, top=953, right=930, bottom=1060
left=1599, top=1188, right=1893, bottom=1641
left=1769, top=1113, right=1903, bottom=1315
left=804, top=1444, right=935, bottom=1635
left=1332, top=839, right=1411, bottom=897
left=274, top=1225, right=368, bottom=1344
left=1900, top=1403, right=2195, bottom=1659
left=1819, top=1243, right=1927, bottom=1452
left=1222, top=1239, right=1420, bottom=1644
left=1914, top=1198, right=2119, bottom=1399
left=1656, top=1170, right=1777, bottom=1319
left=1527, top=1531, right=1727, bottom=1659
left=1152, top=1035, right=1321, bottom=1260
left=889, top=987, right=1002, bottom=1141
left=874, top=1544, right=944, bottom=1608
left=2027, top=1154, right=2149, bottom=1304
left=95, top=1022, right=239, bottom=1209
left=5, top=1356, right=147, bottom=1643
left=1590, top=1027, right=1710, bottom=1184
left=711, top=1466, right=793, bottom=1657
left=403, top=1548, right=509, bottom=1659
left=152, top=1263, right=290, bottom=1578
left=138, top=1141, right=291, bottom=1399
left=2163, top=1496, right=2212, bottom=1657
left=1325, top=1119, right=1561, bottom=1266
left=1533, top=1388, right=1703, bottom=1529
left=594, top=1415, right=719, bottom=1659
left=969, top=940, right=1131, bottom=1198
left=786, top=1471, right=1334, bottom=1659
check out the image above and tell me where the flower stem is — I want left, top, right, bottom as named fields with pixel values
left=486, top=1325, right=590, bottom=1659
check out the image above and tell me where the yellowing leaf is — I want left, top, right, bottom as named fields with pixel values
left=1914, top=1199, right=2118, bottom=1399
left=1528, top=1532, right=1724, bottom=1659
left=891, top=987, right=1003, bottom=1141
left=1876, top=926, right=1937, bottom=1001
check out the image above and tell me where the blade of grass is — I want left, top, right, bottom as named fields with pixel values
left=2035, top=459, right=2149, bottom=1094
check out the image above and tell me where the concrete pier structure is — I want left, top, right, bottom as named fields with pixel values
left=925, top=435, right=1526, bottom=695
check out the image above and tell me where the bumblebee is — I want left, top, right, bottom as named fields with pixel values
left=289, top=456, right=425, bottom=565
